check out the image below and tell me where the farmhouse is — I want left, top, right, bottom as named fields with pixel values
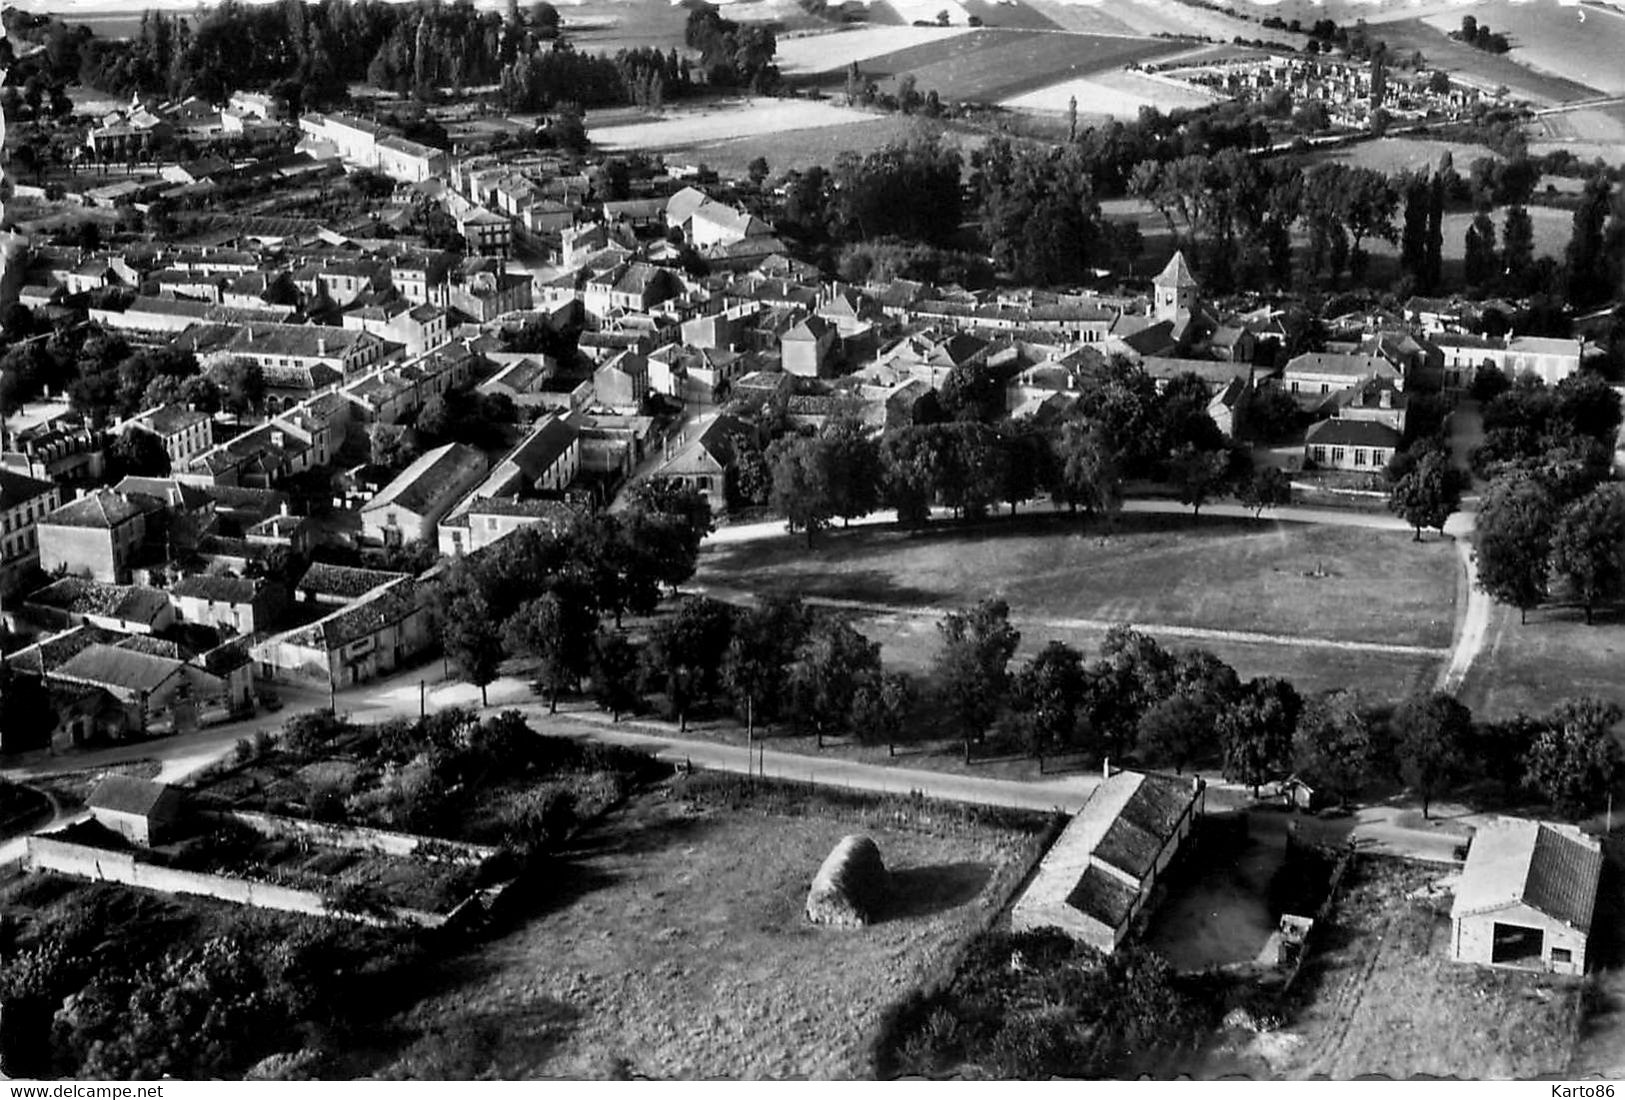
left=1304, top=418, right=1402, bottom=472
left=87, top=776, right=185, bottom=846
left=361, top=442, right=490, bottom=546
left=1450, top=818, right=1602, bottom=976
left=1010, top=769, right=1204, bottom=953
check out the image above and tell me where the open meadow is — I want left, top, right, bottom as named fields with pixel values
left=699, top=513, right=1460, bottom=648
left=658, top=115, right=984, bottom=176
left=587, top=97, right=877, bottom=150
left=1233, top=856, right=1586, bottom=1079
left=826, top=27, right=1187, bottom=103
left=1456, top=602, right=1625, bottom=723
left=1003, top=67, right=1222, bottom=114
left=378, top=779, right=1041, bottom=1079
left=775, top=25, right=976, bottom=75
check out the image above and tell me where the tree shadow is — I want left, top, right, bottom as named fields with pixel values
left=883, top=861, right=994, bottom=922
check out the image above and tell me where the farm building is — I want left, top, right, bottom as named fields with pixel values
left=1450, top=818, right=1602, bottom=976
left=87, top=776, right=184, bottom=846
left=1011, top=769, right=1204, bottom=953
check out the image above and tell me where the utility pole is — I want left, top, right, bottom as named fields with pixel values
left=420, top=678, right=426, bottom=718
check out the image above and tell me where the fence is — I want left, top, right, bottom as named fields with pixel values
left=208, top=809, right=499, bottom=866
left=1279, top=843, right=1358, bottom=999
left=26, top=835, right=444, bottom=929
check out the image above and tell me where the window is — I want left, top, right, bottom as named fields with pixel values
left=1321, top=383, right=1331, bottom=394
left=1354, top=449, right=1367, bottom=467
left=1290, top=381, right=1300, bottom=393
left=487, top=517, right=498, bottom=531
left=1551, top=947, right=1573, bottom=964
left=1331, top=447, right=1345, bottom=464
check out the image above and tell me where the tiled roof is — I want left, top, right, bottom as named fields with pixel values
left=363, top=442, right=487, bottom=516
left=170, top=573, right=262, bottom=604
left=43, top=490, right=146, bottom=529
left=88, top=775, right=182, bottom=817
left=54, top=643, right=187, bottom=695
left=296, top=562, right=405, bottom=600
left=1304, top=419, right=1403, bottom=448
left=1451, top=819, right=1603, bottom=932
left=0, top=469, right=56, bottom=511
left=27, top=578, right=171, bottom=625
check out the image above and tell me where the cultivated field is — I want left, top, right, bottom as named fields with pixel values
left=1371, top=19, right=1603, bottom=105
left=380, top=783, right=1038, bottom=1079
left=1456, top=602, right=1625, bottom=723
left=775, top=25, right=976, bottom=75
left=699, top=513, right=1460, bottom=648
left=1420, top=1, right=1625, bottom=98
left=1314, top=137, right=1502, bottom=176
left=656, top=114, right=985, bottom=176
left=1271, top=858, right=1582, bottom=1078
left=1003, top=67, right=1222, bottom=114
left=835, top=27, right=1187, bottom=103
left=587, top=98, right=877, bottom=151
left=1023, top=0, right=1294, bottom=43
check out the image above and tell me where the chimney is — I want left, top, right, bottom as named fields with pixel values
left=317, top=336, right=327, bottom=356
left=1379, top=388, right=1392, bottom=409
left=280, top=500, right=290, bottom=517
left=1103, top=757, right=1112, bottom=781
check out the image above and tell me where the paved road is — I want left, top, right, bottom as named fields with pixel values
left=0, top=494, right=1491, bottom=868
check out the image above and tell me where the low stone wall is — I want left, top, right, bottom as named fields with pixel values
left=25, top=835, right=443, bottom=929
left=210, top=809, right=499, bottom=866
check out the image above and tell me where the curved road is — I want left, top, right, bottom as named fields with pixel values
left=0, top=495, right=1488, bottom=869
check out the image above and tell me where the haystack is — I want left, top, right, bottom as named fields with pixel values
left=806, top=834, right=888, bottom=927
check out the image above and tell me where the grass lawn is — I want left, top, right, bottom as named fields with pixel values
left=658, top=115, right=986, bottom=177
left=378, top=782, right=1038, bottom=1079
left=698, top=511, right=1459, bottom=649
left=1456, top=601, right=1625, bottom=723
left=839, top=28, right=1186, bottom=103
left=854, top=611, right=1441, bottom=703
left=1243, top=857, right=1583, bottom=1078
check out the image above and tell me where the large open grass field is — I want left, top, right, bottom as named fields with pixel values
left=699, top=512, right=1459, bottom=648
left=657, top=114, right=986, bottom=176
left=380, top=782, right=1037, bottom=1079
left=832, top=27, right=1187, bottom=103
left=1456, top=602, right=1625, bottom=723
left=1373, top=18, right=1603, bottom=105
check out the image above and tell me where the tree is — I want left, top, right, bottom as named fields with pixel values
left=1053, top=418, right=1122, bottom=518
left=590, top=629, right=642, bottom=721
left=1219, top=677, right=1302, bottom=796
left=934, top=598, right=1021, bottom=760
left=1502, top=205, right=1534, bottom=288
left=1474, top=713, right=1542, bottom=800
left=747, top=155, right=769, bottom=187
left=721, top=594, right=809, bottom=739
left=1237, top=466, right=1292, bottom=517
left=1565, top=175, right=1612, bottom=307
left=209, top=357, right=265, bottom=417
left=502, top=591, right=595, bottom=713
left=823, top=415, right=883, bottom=526
left=1169, top=442, right=1235, bottom=520
left=1473, top=474, right=1557, bottom=623
left=438, top=579, right=505, bottom=707
left=0, top=664, right=55, bottom=753
left=788, top=617, right=882, bottom=747
left=641, top=596, right=734, bottom=731
left=1469, top=362, right=1511, bottom=403
left=1393, top=691, right=1471, bottom=818
left=109, top=428, right=171, bottom=478
left=1386, top=446, right=1466, bottom=540
left=1463, top=209, right=1498, bottom=288
left=1136, top=690, right=1214, bottom=774
left=1551, top=483, right=1625, bottom=623
left=1010, top=641, right=1088, bottom=764
left=767, top=434, right=834, bottom=547
left=1524, top=698, right=1623, bottom=817
left=851, top=671, right=916, bottom=756
left=1293, top=690, right=1374, bottom=807
left=369, top=422, right=420, bottom=470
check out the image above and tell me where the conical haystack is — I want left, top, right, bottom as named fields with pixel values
left=806, top=834, right=888, bottom=927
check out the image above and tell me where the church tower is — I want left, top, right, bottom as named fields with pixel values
left=1153, top=250, right=1199, bottom=324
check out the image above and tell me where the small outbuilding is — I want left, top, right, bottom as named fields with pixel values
left=806, top=834, right=888, bottom=927
left=86, top=776, right=185, bottom=846
left=1450, top=818, right=1602, bottom=976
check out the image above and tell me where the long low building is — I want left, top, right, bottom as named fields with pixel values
left=1010, top=769, right=1205, bottom=953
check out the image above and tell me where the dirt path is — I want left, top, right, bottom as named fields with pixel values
left=1434, top=536, right=1491, bottom=694
left=692, top=584, right=1452, bottom=660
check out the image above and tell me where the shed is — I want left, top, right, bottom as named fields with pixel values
left=1450, top=818, right=1602, bottom=976
left=87, top=776, right=185, bottom=846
